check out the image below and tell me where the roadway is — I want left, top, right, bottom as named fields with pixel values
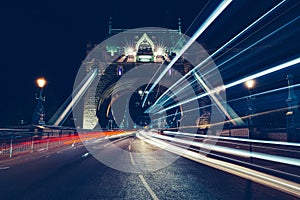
left=0, top=135, right=295, bottom=200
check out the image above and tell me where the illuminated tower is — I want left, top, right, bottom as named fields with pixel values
left=82, top=19, right=211, bottom=130
left=82, top=19, right=188, bottom=129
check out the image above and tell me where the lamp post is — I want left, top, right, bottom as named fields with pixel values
left=245, top=80, right=255, bottom=163
left=245, top=80, right=255, bottom=127
left=32, top=77, right=47, bottom=125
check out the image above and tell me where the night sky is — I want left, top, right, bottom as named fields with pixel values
left=0, top=0, right=299, bottom=126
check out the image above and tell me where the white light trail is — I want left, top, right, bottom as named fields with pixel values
left=193, top=72, right=240, bottom=125
left=225, top=57, right=300, bottom=89
left=53, top=69, right=97, bottom=126
left=163, top=131, right=300, bottom=147
left=157, top=57, right=300, bottom=114
left=142, top=0, right=233, bottom=107
left=230, top=83, right=300, bottom=102
left=138, top=132, right=300, bottom=197
left=148, top=133, right=300, bottom=166
left=150, top=83, right=300, bottom=122
left=202, top=16, right=300, bottom=78
left=147, top=0, right=287, bottom=113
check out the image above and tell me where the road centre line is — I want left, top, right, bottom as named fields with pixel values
left=139, top=174, right=159, bottom=200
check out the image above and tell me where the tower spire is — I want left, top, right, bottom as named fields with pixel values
left=178, top=18, right=182, bottom=34
left=108, top=16, right=112, bottom=35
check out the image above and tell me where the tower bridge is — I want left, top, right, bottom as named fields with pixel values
left=82, top=21, right=212, bottom=130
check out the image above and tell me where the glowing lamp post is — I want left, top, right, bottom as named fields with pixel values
left=245, top=80, right=256, bottom=162
left=37, top=78, right=46, bottom=88
left=32, top=77, right=47, bottom=125
left=245, top=80, right=255, bottom=90
left=245, top=80, right=255, bottom=126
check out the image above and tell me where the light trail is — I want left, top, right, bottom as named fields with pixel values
left=156, top=135, right=300, bottom=180
left=138, top=132, right=300, bottom=197
left=150, top=16, right=300, bottom=114
left=201, top=16, right=300, bottom=79
left=150, top=16, right=300, bottom=113
left=147, top=0, right=287, bottom=113
left=150, top=83, right=300, bottom=124
left=141, top=1, right=212, bottom=98
left=162, top=131, right=300, bottom=147
left=193, top=72, right=241, bottom=125
left=150, top=104, right=294, bottom=133
left=150, top=133, right=300, bottom=166
left=229, top=83, right=300, bottom=102
left=53, top=68, right=98, bottom=126
left=156, top=57, right=300, bottom=114
left=225, top=57, right=300, bottom=89
left=142, top=0, right=233, bottom=107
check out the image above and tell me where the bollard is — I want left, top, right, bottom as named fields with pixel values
left=46, top=137, right=49, bottom=150
left=9, top=136, right=13, bottom=158
left=31, top=136, right=34, bottom=152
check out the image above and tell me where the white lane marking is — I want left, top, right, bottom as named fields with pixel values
left=130, top=138, right=134, bottom=145
left=129, top=153, right=136, bottom=165
left=44, top=155, right=50, bottom=159
left=128, top=144, right=131, bottom=151
left=139, top=175, right=159, bottom=200
left=0, top=166, right=10, bottom=170
left=71, top=141, right=76, bottom=147
left=81, top=152, right=89, bottom=158
left=57, top=145, right=75, bottom=154
left=92, top=136, right=130, bottom=149
left=38, top=148, right=46, bottom=152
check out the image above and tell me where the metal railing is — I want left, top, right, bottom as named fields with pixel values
left=0, top=132, right=78, bottom=159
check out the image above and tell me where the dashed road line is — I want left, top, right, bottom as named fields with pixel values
left=129, top=138, right=136, bottom=165
left=139, top=174, right=159, bottom=200
left=0, top=166, right=10, bottom=170
left=81, top=152, right=90, bottom=158
left=129, top=153, right=136, bottom=165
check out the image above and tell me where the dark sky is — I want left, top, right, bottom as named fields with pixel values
left=0, top=0, right=299, bottom=126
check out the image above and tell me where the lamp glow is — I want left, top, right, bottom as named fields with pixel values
left=125, top=47, right=134, bottom=55
left=245, top=80, right=255, bottom=89
left=36, top=77, right=46, bottom=88
left=156, top=47, right=164, bottom=55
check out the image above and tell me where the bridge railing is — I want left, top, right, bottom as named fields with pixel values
left=0, top=129, right=133, bottom=160
left=0, top=131, right=78, bottom=159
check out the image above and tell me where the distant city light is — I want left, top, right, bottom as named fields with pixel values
left=36, top=77, right=46, bottom=88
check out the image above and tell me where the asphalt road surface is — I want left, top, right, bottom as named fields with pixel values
left=0, top=135, right=296, bottom=200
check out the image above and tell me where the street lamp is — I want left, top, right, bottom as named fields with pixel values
left=245, top=79, right=255, bottom=163
left=32, top=77, right=47, bottom=125
left=245, top=80, right=255, bottom=90
left=244, top=80, right=256, bottom=126
left=36, top=77, right=46, bottom=88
